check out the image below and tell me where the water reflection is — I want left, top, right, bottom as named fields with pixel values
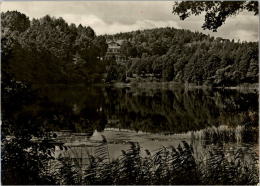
left=27, top=85, right=258, bottom=135
left=2, top=84, right=258, bottom=184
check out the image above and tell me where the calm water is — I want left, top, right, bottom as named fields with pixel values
left=31, top=85, right=258, bottom=133
left=3, top=84, right=259, bottom=162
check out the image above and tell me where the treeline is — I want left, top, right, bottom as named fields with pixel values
left=2, top=11, right=108, bottom=84
left=105, top=28, right=258, bottom=86
left=2, top=11, right=258, bottom=86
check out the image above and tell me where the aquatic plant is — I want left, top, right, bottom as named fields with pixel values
left=56, top=140, right=258, bottom=185
left=175, top=124, right=258, bottom=145
left=200, top=146, right=259, bottom=185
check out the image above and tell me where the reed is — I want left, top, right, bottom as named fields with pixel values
left=56, top=140, right=258, bottom=185
left=174, top=124, right=258, bottom=144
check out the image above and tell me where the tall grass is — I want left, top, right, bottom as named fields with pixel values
left=199, top=146, right=259, bottom=185
left=174, top=125, right=258, bottom=144
left=55, top=140, right=258, bottom=185
left=203, top=125, right=258, bottom=144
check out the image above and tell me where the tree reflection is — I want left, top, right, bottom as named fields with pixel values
left=1, top=82, right=258, bottom=184
left=2, top=81, right=56, bottom=184
left=1, top=83, right=107, bottom=184
left=103, top=87, right=258, bottom=134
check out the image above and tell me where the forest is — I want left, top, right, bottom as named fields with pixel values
left=105, top=29, right=258, bottom=86
left=1, top=11, right=259, bottom=86
left=2, top=11, right=108, bottom=84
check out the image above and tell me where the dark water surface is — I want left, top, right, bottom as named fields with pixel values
left=30, top=85, right=258, bottom=166
left=30, top=85, right=258, bottom=134
left=2, top=84, right=259, bottom=184
left=33, top=85, right=258, bottom=157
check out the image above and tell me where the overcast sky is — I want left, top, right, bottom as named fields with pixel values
left=1, top=1, right=259, bottom=42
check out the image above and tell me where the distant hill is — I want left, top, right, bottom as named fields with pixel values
left=103, top=27, right=258, bottom=86
left=2, top=10, right=258, bottom=86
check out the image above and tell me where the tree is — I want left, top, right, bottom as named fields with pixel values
left=163, top=62, right=174, bottom=81
left=2, top=11, right=108, bottom=84
left=93, top=36, right=108, bottom=58
left=1, top=11, right=30, bottom=33
left=120, top=41, right=138, bottom=57
left=172, top=1, right=258, bottom=31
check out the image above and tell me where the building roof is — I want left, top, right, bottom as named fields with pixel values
left=107, top=39, right=126, bottom=47
left=107, top=41, right=121, bottom=49
left=116, top=39, right=125, bottom=45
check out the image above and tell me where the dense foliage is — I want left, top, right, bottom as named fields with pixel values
left=2, top=11, right=258, bottom=86
left=2, top=11, right=108, bottom=84
left=172, top=1, right=258, bottom=31
left=1, top=80, right=57, bottom=184
left=105, top=28, right=258, bottom=86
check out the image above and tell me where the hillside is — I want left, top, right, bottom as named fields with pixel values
left=2, top=11, right=258, bottom=87
left=104, top=28, right=258, bottom=86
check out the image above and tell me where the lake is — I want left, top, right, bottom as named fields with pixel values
left=33, top=85, right=258, bottom=133
left=2, top=84, right=259, bottom=184
left=27, top=85, right=258, bottom=157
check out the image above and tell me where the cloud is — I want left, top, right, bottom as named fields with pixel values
left=62, top=14, right=181, bottom=35
left=205, top=13, right=259, bottom=42
left=104, top=20, right=181, bottom=35
left=232, top=30, right=259, bottom=42
left=0, top=1, right=175, bottom=24
left=1, top=1, right=258, bottom=41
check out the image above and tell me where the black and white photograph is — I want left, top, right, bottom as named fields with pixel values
left=1, top=1, right=259, bottom=185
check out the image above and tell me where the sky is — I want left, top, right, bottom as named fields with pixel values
left=1, top=1, right=259, bottom=42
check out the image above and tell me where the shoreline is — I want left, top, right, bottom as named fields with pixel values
left=30, top=81, right=259, bottom=92
left=112, top=81, right=259, bottom=91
